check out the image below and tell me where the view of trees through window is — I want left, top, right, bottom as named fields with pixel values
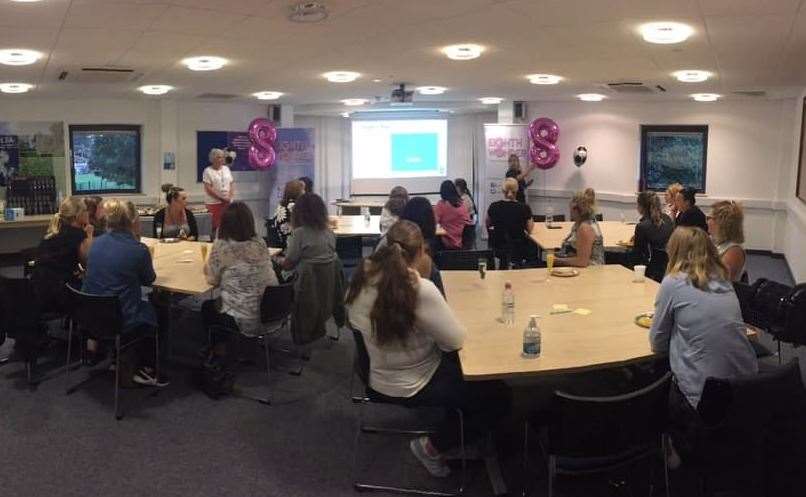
left=70, top=125, right=140, bottom=194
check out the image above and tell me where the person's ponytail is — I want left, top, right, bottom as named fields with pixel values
left=368, top=242, right=417, bottom=346
left=45, top=212, right=62, bottom=239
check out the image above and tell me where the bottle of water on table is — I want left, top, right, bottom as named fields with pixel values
left=501, top=281, right=515, bottom=325
left=522, top=315, right=541, bottom=358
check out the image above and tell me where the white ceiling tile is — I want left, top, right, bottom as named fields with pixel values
left=149, top=6, right=249, bottom=36
left=0, top=0, right=71, bottom=29
left=63, top=2, right=168, bottom=30
left=698, top=0, right=802, bottom=17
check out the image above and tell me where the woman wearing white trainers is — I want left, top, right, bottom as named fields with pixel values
left=345, top=220, right=511, bottom=477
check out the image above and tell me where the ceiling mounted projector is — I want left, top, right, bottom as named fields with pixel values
left=390, top=84, right=414, bottom=106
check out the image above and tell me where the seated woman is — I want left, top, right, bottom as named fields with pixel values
left=202, top=202, right=279, bottom=367
left=664, top=182, right=684, bottom=220
left=454, top=178, right=477, bottom=248
left=401, top=197, right=438, bottom=256
left=380, top=186, right=409, bottom=234
left=84, top=195, right=107, bottom=234
left=153, top=184, right=198, bottom=240
left=555, top=191, right=604, bottom=267
left=650, top=227, right=757, bottom=458
left=345, top=220, right=510, bottom=477
left=486, top=178, right=535, bottom=265
left=707, top=200, right=746, bottom=282
left=433, top=180, right=469, bottom=250
left=82, top=200, right=167, bottom=387
left=271, top=179, right=305, bottom=250
left=674, top=187, right=708, bottom=232
left=629, top=191, right=673, bottom=266
left=32, top=197, right=94, bottom=315
left=275, top=193, right=336, bottom=272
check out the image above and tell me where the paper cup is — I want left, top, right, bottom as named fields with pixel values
left=634, top=265, right=647, bottom=282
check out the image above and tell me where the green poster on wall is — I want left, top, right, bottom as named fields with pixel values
left=0, top=121, right=66, bottom=193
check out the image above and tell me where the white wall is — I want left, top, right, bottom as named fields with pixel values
left=0, top=97, right=272, bottom=251
left=522, top=99, right=797, bottom=253
left=780, top=92, right=806, bottom=282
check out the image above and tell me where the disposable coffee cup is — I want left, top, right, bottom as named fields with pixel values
left=634, top=265, right=646, bottom=282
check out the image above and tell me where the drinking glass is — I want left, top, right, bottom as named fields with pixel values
left=478, top=259, right=487, bottom=279
left=546, top=251, right=555, bottom=280
left=200, top=244, right=209, bottom=262
left=156, top=225, right=163, bottom=239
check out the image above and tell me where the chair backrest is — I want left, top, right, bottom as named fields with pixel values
left=549, top=372, right=671, bottom=458
left=532, top=214, right=546, bottom=223
left=64, top=284, right=124, bottom=339
left=260, top=282, right=294, bottom=324
left=0, top=275, right=41, bottom=331
left=749, top=278, right=792, bottom=335
left=646, top=249, right=668, bottom=283
left=437, top=249, right=495, bottom=271
left=351, top=328, right=371, bottom=386
left=595, top=213, right=604, bottom=221
left=20, top=247, right=38, bottom=279
left=552, top=214, right=566, bottom=222
left=781, top=284, right=806, bottom=345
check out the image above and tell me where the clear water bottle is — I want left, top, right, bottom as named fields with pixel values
left=501, top=281, right=515, bottom=325
left=522, top=315, right=541, bottom=358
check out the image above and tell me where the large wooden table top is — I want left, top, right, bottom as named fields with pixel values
left=141, top=237, right=279, bottom=294
left=331, top=215, right=447, bottom=237
left=529, top=220, right=637, bottom=252
left=442, top=265, right=658, bottom=381
left=0, top=214, right=53, bottom=230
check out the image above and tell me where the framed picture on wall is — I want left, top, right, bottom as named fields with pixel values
left=797, top=98, right=806, bottom=203
left=640, top=125, right=708, bottom=193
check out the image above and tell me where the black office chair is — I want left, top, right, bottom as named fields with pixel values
left=20, top=247, right=38, bottom=279
left=684, top=359, right=806, bottom=496
left=264, top=217, right=285, bottom=249
left=436, top=249, right=494, bottom=271
left=532, top=215, right=566, bottom=223
left=646, top=249, right=668, bottom=283
left=0, top=275, right=69, bottom=386
left=64, top=284, right=159, bottom=420
left=350, top=329, right=466, bottom=496
left=526, top=372, right=672, bottom=497
left=336, top=236, right=364, bottom=268
left=594, top=213, right=604, bottom=221
left=461, top=224, right=476, bottom=250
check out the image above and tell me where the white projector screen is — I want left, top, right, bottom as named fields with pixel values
left=351, top=119, right=449, bottom=194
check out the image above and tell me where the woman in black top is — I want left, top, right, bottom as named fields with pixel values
left=630, top=192, right=674, bottom=266
left=31, top=197, right=94, bottom=314
left=674, top=187, right=708, bottom=232
left=486, top=178, right=535, bottom=265
left=153, top=184, right=199, bottom=240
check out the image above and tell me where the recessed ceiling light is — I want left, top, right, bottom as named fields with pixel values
left=0, top=83, right=33, bottom=94
left=640, top=22, right=694, bottom=44
left=341, top=112, right=350, bottom=118
left=442, top=44, right=484, bottom=61
left=691, top=93, right=720, bottom=102
left=323, top=71, right=360, bottom=83
left=182, top=56, right=227, bottom=71
left=138, top=85, right=173, bottom=95
left=578, top=93, right=606, bottom=102
left=372, top=79, right=382, bottom=83
left=0, top=49, right=42, bottom=66
left=342, top=98, right=368, bottom=106
left=479, top=97, right=503, bottom=105
left=253, top=91, right=283, bottom=100
left=673, top=70, right=711, bottom=83
left=417, top=86, right=447, bottom=95
left=527, top=74, right=562, bottom=85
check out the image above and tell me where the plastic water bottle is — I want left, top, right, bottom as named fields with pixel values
left=522, top=315, right=541, bottom=358
left=501, top=281, right=515, bottom=325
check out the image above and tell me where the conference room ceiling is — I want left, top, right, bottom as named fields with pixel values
left=1, top=0, right=805, bottom=107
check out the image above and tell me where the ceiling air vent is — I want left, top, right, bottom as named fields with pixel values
left=195, top=93, right=239, bottom=100
left=288, top=2, right=328, bottom=23
left=605, top=82, right=658, bottom=94
left=58, top=67, right=141, bottom=83
left=733, top=90, right=767, bottom=98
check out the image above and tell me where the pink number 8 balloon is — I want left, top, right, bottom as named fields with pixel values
left=528, top=117, right=560, bottom=169
left=248, top=118, right=277, bottom=170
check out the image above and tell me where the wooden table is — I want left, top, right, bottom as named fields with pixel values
left=331, top=215, right=382, bottom=237
left=0, top=214, right=53, bottom=230
left=529, top=221, right=637, bottom=252
left=332, top=200, right=385, bottom=215
left=442, top=265, right=659, bottom=381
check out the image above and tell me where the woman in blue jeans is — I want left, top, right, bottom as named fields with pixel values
left=345, top=220, right=511, bottom=477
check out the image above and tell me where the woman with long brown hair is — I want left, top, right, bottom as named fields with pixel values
left=345, top=220, right=510, bottom=478
left=629, top=191, right=673, bottom=266
left=271, top=179, right=305, bottom=250
left=275, top=193, right=336, bottom=271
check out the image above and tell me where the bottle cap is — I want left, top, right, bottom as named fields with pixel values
left=504, top=281, right=512, bottom=289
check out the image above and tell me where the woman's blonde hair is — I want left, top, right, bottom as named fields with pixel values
left=570, top=191, right=594, bottom=222
left=666, top=226, right=727, bottom=290
left=666, top=183, right=683, bottom=201
left=46, top=197, right=87, bottom=239
left=710, top=200, right=744, bottom=245
left=103, top=199, right=137, bottom=232
left=502, top=178, right=519, bottom=200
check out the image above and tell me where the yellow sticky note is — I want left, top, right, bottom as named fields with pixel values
left=552, top=304, right=569, bottom=311
left=574, top=308, right=592, bottom=315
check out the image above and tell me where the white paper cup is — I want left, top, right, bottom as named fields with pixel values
left=634, top=265, right=647, bottom=282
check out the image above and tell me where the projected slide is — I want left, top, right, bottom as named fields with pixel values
left=352, top=120, right=447, bottom=179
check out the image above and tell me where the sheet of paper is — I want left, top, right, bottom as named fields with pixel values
left=573, top=308, right=592, bottom=315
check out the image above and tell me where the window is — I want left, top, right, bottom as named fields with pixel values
left=69, top=125, right=141, bottom=194
left=640, top=125, right=708, bottom=193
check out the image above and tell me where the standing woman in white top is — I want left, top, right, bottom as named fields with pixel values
left=707, top=200, right=747, bottom=282
left=202, top=148, right=235, bottom=237
left=345, top=220, right=511, bottom=478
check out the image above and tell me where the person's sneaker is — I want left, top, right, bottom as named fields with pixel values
left=409, top=437, right=450, bottom=478
left=133, top=368, right=170, bottom=387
